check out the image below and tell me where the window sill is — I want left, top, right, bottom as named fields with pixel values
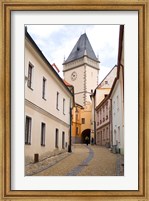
left=41, top=144, right=45, bottom=147
left=25, top=143, right=31, bottom=145
left=27, top=86, right=33, bottom=91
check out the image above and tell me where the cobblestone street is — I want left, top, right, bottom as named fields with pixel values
left=26, top=144, right=124, bottom=176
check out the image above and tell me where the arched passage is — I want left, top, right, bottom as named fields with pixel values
left=81, top=129, right=91, bottom=144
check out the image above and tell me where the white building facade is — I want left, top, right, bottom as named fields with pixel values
left=25, top=30, right=73, bottom=164
left=109, top=25, right=124, bottom=155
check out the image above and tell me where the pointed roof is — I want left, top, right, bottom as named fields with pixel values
left=63, top=33, right=99, bottom=64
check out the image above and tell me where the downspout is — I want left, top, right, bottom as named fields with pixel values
left=94, top=95, right=96, bottom=144
left=68, top=99, right=72, bottom=152
left=110, top=98, right=113, bottom=147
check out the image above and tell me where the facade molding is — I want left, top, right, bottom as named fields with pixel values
left=63, top=62, right=99, bottom=72
left=97, top=122, right=110, bottom=130
left=25, top=99, right=70, bottom=128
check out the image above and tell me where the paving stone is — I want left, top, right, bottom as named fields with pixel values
left=26, top=144, right=124, bottom=176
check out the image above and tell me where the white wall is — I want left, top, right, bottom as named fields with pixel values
left=25, top=41, right=71, bottom=125
left=111, top=80, right=124, bottom=154
left=25, top=105, right=69, bottom=161
left=25, top=38, right=72, bottom=162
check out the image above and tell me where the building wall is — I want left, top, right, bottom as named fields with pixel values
left=111, top=80, right=124, bottom=154
left=96, top=99, right=111, bottom=147
left=95, top=88, right=111, bottom=108
left=96, top=124, right=110, bottom=146
left=25, top=104, right=69, bottom=163
left=25, top=42, right=71, bottom=125
left=99, top=66, right=117, bottom=88
left=63, top=56, right=99, bottom=106
left=81, top=102, right=92, bottom=133
left=72, top=105, right=82, bottom=143
left=25, top=38, right=73, bottom=164
left=72, top=102, right=92, bottom=144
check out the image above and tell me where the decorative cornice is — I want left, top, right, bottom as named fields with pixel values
left=25, top=99, right=70, bottom=128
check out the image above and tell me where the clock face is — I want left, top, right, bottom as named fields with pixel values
left=71, top=71, right=77, bottom=81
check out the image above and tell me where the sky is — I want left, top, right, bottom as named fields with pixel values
left=27, top=25, right=120, bottom=83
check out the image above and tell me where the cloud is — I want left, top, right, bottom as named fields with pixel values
left=27, top=24, right=119, bottom=81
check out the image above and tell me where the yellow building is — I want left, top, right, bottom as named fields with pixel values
left=72, top=102, right=92, bottom=144
left=72, top=103, right=83, bottom=143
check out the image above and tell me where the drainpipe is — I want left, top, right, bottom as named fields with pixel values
left=68, top=105, right=72, bottom=153
left=110, top=98, right=113, bottom=148
left=90, top=92, right=96, bottom=144
left=94, top=95, right=96, bottom=144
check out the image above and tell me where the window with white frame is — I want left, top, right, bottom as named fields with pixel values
left=25, top=116, right=32, bottom=145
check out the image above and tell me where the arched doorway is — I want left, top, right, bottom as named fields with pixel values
left=81, top=129, right=91, bottom=144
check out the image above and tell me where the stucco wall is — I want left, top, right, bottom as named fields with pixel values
left=25, top=38, right=72, bottom=164
left=111, top=80, right=124, bottom=154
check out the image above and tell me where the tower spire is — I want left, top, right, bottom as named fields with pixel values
left=63, top=33, right=99, bottom=64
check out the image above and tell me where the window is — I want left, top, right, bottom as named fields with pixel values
left=76, top=127, right=79, bottom=135
left=27, top=63, right=33, bottom=89
left=56, top=92, right=59, bottom=110
left=42, top=77, right=46, bottom=100
left=82, top=118, right=85, bottom=124
left=106, top=127, right=109, bottom=140
left=63, top=98, right=65, bottom=114
left=41, top=123, right=46, bottom=146
left=62, top=132, right=65, bottom=149
left=25, top=116, right=32, bottom=144
left=55, top=128, right=59, bottom=148
left=105, top=80, right=108, bottom=85
left=76, top=114, right=78, bottom=121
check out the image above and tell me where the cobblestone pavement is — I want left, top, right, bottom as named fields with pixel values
left=26, top=144, right=124, bottom=176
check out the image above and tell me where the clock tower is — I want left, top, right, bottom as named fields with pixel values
left=63, top=33, right=100, bottom=106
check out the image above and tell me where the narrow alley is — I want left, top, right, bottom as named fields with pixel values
left=25, top=144, right=124, bottom=176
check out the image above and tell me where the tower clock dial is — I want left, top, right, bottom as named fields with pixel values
left=71, top=71, right=77, bottom=81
